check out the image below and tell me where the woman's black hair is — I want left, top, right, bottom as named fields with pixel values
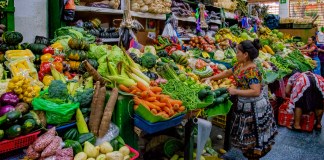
left=237, top=39, right=261, bottom=60
left=311, top=36, right=316, bottom=43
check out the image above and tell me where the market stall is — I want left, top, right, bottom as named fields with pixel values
left=0, top=0, right=320, bottom=160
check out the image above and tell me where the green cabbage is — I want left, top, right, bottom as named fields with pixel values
left=88, top=44, right=109, bottom=60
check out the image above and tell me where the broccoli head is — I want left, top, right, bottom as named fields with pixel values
left=73, top=88, right=94, bottom=108
left=48, top=80, right=69, bottom=100
left=141, top=53, right=157, bottom=69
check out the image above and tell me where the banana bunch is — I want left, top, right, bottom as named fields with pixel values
left=217, top=28, right=231, bottom=35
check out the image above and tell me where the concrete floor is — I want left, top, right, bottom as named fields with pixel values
left=221, top=118, right=324, bottom=160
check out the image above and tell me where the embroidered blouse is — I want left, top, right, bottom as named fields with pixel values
left=231, top=63, right=262, bottom=90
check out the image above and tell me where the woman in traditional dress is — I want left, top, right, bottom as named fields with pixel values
left=202, top=39, right=277, bottom=160
left=285, top=70, right=324, bottom=131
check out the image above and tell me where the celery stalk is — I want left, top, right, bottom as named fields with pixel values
left=107, top=57, right=118, bottom=76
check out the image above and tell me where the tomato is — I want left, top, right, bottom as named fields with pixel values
left=42, top=46, right=55, bottom=55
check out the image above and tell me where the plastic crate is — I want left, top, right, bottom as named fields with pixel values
left=301, top=112, right=315, bottom=132
left=212, top=115, right=226, bottom=129
left=278, top=23, right=292, bottom=29
left=293, top=24, right=313, bottom=29
left=0, top=131, right=41, bottom=154
left=127, top=145, right=140, bottom=160
left=134, top=114, right=185, bottom=134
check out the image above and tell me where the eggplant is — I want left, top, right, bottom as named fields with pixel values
left=144, top=71, right=158, bottom=80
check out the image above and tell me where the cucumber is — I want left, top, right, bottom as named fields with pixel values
left=219, top=93, right=229, bottom=99
left=0, top=129, right=4, bottom=140
left=214, top=90, right=221, bottom=97
left=22, top=119, right=36, bottom=134
left=0, top=114, right=7, bottom=127
left=5, top=124, right=22, bottom=139
left=198, top=89, right=208, bottom=100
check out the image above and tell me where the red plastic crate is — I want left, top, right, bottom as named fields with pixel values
left=278, top=108, right=294, bottom=127
left=127, top=145, right=139, bottom=160
left=300, top=112, right=315, bottom=132
left=0, top=131, right=41, bottom=154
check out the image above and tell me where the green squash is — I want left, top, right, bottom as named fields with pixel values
left=78, top=59, right=98, bottom=73
left=67, top=49, right=87, bottom=61
left=3, top=31, right=23, bottom=45
left=28, top=43, right=47, bottom=55
left=68, top=38, right=90, bottom=51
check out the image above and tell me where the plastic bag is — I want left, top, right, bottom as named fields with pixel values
left=95, top=123, right=119, bottom=146
left=32, top=96, right=79, bottom=125
left=162, top=23, right=177, bottom=38
left=5, top=58, right=38, bottom=80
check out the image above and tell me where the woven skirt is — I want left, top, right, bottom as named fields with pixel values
left=230, top=94, right=278, bottom=158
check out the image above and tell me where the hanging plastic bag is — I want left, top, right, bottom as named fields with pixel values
left=63, top=0, right=76, bottom=21
left=32, top=91, right=79, bottom=125
left=95, top=123, right=119, bottom=146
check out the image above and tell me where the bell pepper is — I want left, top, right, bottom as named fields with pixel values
left=51, top=42, right=64, bottom=51
left=53, top=61, right=63, bottom=73
left=42, top=46, right=55, bottom=55
left=53, top=56, right=63, bottom=62
left=40, top=53, right=52, bottom=62
left=43, top=75, right=54, bottom=86
left=40, top=62, right=51, bottom=74
left=38, top=72, right=45, bottom=81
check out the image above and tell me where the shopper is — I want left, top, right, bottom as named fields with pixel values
left=298, top=36, right=321, bottom=75
left=317, top=27, right=324, bottom=76
left=202, top=39, right=277, bottom=160
left=285, top=70, right=324, bottom=131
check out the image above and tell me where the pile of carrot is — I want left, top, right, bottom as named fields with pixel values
left=119, top=81, right=186, bottom=119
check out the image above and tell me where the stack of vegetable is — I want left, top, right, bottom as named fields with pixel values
left=119, top=81, right=185, bottom=119
left=6, top=76, right=41, bottom=103
left=189, top=36, right=216, bottom=52
left=74, top=140, right=133, bottom=160
left=0, top=96, right=42, bottom=141
left=25, top=127, right=74, bottom=159
left=131, top=0, right=172, bottom=14
left=0, top=31, right=24, bottom=52
left=171, top=0, right=193, bottom=17
left=83, top=19, right=119, bottom=39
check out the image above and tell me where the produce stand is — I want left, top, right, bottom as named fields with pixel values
left=0, top=0, right=320, bottom=159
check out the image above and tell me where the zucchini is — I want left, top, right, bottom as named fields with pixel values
left=219, top=93, right=229, bottom=99
left=0, top=114, right=7, bottom=127
left=22, top=111, right=41, bottom=126
left=213, top=97, right=225, bottom=104
left=78, top=133, right=96, bottom=145
left=22, top=119, right=36, bottom=134
left=64, top=128, right=79, bottom=141
left=6, top=111, right=22, bottom=125
left=0, top=129, right=4, bottom=140
left=6, top=111, right=22, bottom=122
left=5, top=124, right=22, bottom=139
left=64, top=140, right=82, bottom=155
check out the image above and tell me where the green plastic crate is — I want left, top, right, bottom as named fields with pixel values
left=0, top=0, right=15, bottom=31
left=106, top=91, right=138, bottom=150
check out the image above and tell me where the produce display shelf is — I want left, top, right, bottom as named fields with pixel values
left=75, top=6, right=123, bottom=14
left=131, top=11, right=167, bottom=20
left=101, top=38, right=119, bottom=43
left=173, top=14, right=196, bottom=23
left=224, top=11, right=236, bottom=19
left=209, top=20, right=222, bottom=25
left=179, top=37, right=191, bottom=41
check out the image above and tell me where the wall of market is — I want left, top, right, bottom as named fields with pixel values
left=14, top=0, right=48, bottom=43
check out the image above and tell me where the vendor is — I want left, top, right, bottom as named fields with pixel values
left=202, top=39, right=277, bottom=160
left=285, top=70, right=324, bottom=131
left=298, top=36, right=321, bottom=75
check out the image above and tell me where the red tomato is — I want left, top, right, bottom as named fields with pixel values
left=42, top=46, right=55, bottom=55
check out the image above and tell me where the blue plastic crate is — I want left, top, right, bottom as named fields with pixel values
left=134, top=114, right=185, bottom=134
left=54, top=122, right=77, bottom=136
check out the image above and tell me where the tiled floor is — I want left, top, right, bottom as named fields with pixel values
left=222, top=118, right=324, bottom=160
